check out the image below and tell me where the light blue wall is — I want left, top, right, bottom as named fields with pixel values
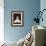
left=40, top=0, right=46, bottom=27
left=4, top=0, right=40, bottom=42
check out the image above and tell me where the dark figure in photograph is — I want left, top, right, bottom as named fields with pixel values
left=13, top=14, right=21, bottom=24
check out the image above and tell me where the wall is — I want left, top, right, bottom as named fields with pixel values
left=40, top=0, right=46, bottom=27
left=4, top=0, right=40, bottom=42
left=0, top=0, right=4, bottom=42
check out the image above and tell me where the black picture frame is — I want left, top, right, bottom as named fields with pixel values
left=11, top=11, right=24, bottom=27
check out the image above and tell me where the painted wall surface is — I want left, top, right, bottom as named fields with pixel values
left=40, top=0, right=46, bottom=27
left=0, top=0, right=4, bottom=42
left=4, top=0, right=40, bottom=42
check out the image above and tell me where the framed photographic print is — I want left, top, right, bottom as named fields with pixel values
left=11, top=11, right=24, bottom=27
